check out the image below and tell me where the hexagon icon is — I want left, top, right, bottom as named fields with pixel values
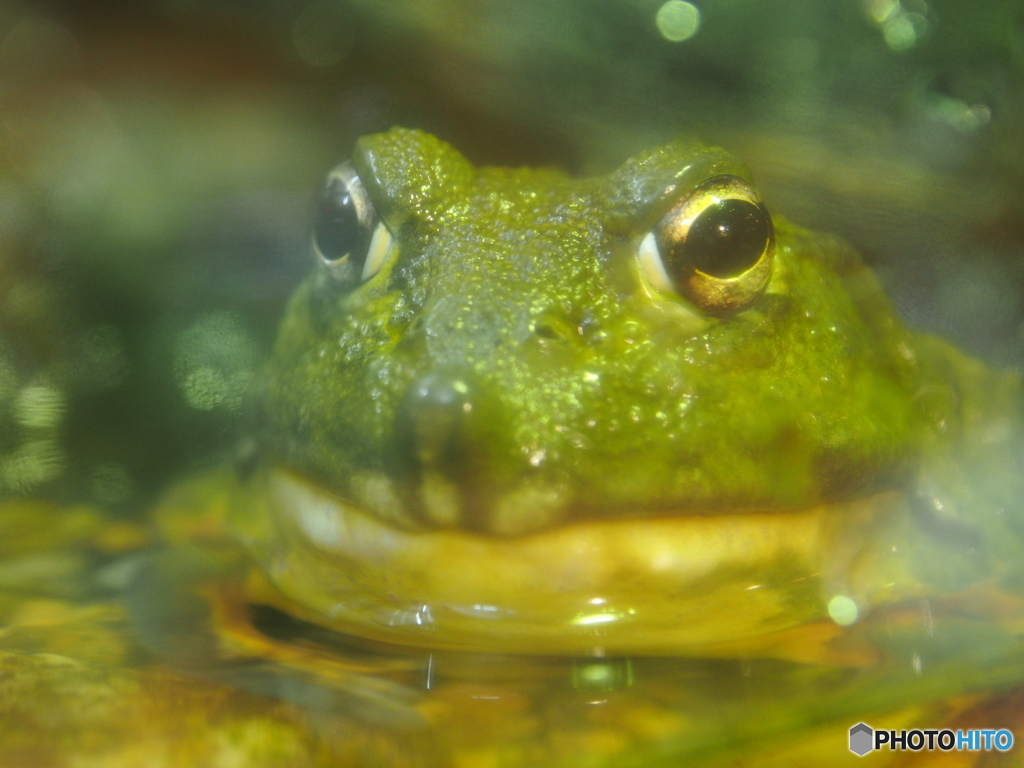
left=849, top=723, right=874, bottom=756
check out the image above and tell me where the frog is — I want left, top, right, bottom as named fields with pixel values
left=135, top=128, right=1024, bottom=765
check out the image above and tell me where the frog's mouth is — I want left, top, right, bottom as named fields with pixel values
left=233, top=468, right=901, bottom=656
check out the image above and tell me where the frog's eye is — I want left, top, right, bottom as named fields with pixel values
left=313, top=162, right=393, bottom=283
left=639, top=175, right=774, bottom=313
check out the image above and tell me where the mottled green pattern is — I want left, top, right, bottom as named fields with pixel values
left=261, top=128, right=943, bottom=530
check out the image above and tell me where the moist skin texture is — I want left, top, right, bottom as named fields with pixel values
left=231, top=128, right=1023, bottom=655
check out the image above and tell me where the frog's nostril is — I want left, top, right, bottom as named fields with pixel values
left=396, top=372, right=474, bottom=469
left=530, top=315, right=578, bottom=344
left=393, top=371, right=478, bottom=528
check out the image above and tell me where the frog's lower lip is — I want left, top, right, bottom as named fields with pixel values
left=239, top=468, right=899, bottom=656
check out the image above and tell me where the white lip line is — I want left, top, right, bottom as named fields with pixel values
left=286, top=469, right=815, bottom=541
left=271, top=468, right=881, bottom=590
left=248, top=468, right=900, bottom=653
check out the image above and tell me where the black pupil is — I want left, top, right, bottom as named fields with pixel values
left=313, top=176, right=365, bottom=262
left=677, top=199, right=770, bottom=279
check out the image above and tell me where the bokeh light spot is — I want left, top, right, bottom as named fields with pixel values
left=173, top=312, right=258, bottom=412
left=883, top=16, right=916, bottom=49
left=656, top=1, right=701, bottom=42
left=868, top=0, right=900, bottom=23
left=13, top=385, right=65, bottom=429
left=867, top=0, right=929, bottom=51
left=932, top=98, right=991, bottom=134
left=0, top=439, right=65, bottom=492
left=828, top=595, right=860, bottom=626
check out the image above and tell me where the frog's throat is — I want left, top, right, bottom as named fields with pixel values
left=234, top=468, right=900, bottom=656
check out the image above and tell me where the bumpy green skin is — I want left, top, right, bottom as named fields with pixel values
left=260, top=128, right=941, bottom=532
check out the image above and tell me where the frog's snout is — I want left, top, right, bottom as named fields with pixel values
left=388, top=370, right=568, bottom=535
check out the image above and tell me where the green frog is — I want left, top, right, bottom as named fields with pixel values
left=138, top=128, right=1024, bottom=764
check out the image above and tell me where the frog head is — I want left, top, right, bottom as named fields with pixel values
left=234, top=128, right=959, bottom=653
left=260, top=128, right=925, bottom=536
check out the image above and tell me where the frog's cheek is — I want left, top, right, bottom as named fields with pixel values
left=235, top=468, right=901, bottom=657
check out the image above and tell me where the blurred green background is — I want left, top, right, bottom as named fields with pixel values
left=0, top=0, right=1021, bottom=512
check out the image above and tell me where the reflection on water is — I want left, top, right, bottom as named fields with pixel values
left=5, top=490, right=1024, bottom=766
left=2, top=0, right=1024, bottom=766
